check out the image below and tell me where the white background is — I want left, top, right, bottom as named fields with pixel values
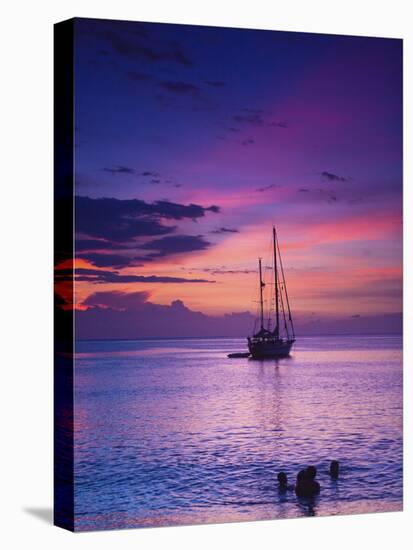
left=0, top=0, right=411, bottom=548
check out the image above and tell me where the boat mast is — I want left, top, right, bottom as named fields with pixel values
left=258, top=258, right=265, bottom=331
left=273, top=227, right=279, bottom=338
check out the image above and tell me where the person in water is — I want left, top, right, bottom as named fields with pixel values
left=277, top=471, right=288, bottom=490
left=306, top=465, right=320, bottom=492
left=329, top=460, right=339, bottom=479
left=277, top=471, right=294, bottom=492
left=295, top=466, right=320, bottom=497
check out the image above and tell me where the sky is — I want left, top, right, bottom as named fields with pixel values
left=55, top=18, right=402, bottom=338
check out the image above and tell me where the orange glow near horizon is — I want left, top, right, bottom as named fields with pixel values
left=59, top=206, right=402, bottom=318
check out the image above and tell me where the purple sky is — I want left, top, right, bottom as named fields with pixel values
left=54, top=18, right=403, bottom=338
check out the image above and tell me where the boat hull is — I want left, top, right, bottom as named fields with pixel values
left=247, top=337, right=294, bottom=359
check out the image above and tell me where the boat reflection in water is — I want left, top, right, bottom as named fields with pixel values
left=248, top=227, right=295, bottom=359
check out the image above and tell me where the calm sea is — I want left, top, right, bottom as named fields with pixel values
left=73, top=335, right=402, bottom=531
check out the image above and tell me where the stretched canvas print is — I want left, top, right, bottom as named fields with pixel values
left=54, top=17, right=403, bottom=532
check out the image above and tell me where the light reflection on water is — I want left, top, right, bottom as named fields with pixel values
left=74, top=335, right=402, bottom=531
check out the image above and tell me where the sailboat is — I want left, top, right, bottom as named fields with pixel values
left=247, top=227, right=295, bottom=359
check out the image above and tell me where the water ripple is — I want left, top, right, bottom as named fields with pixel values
left=74, top=335, right=402, bottom=530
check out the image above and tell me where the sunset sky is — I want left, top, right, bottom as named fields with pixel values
left=55, top=18, right=402, bottom=337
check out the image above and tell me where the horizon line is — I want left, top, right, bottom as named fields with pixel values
left=74, top=331, right=403, bottom=343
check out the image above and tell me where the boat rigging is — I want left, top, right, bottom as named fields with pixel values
left=247, top=227, right=295, bottom=358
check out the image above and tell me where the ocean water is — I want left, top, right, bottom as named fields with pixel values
left=73, top=335, right=402, bottom=531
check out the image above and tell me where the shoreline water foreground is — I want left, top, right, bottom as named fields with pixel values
left=73, top=335, right=402, bottom=531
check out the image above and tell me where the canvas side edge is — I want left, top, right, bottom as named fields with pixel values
left=53, top=18, right=75, bottom=533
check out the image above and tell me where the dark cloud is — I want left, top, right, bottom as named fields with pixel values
left=202, top=268, right=254, bottom=275
left=321, top=171, right=349, bottom=182
left=75, top=293, right=402, bottom=340
left=55, top=267, right=214, bottom=284
left=76, top=239, right=118, bottom=252
left=227, top=127, right=240, bottom=132
left=211, top=227, right=239, bottom=234
left=314, top=189, right=338, bottom=203
left=82, top=290, right=150, bottom=310
left=142, top=235, right=211, bottom=258
left=234, top=113, right=264, bottom=126
left=75, top=196, right=220, bottom=242
left=241, top=138, right=255, bottom=146
left=77, top=209, right=172, bottom=242
left=169, top=41, right=193, bottom=67
left=296, top=187, right=338, bottom=204
left=269, top=121, right=288, bottom=128
left=141, top=171, right=160, bottom=177
left=76, top=293, right=255, bottom=339
left=153, top=200, right=219, bottom=218
left=159, top=81, right=200, bottom=95
left=256, top=184, right=276, bottom=192
left=77, top=253, right=146, bottom=269
left=103, top=166, right=135, bottom=175
left=204, top=80, right=226, bottom=87
left=297, top=312, right=402, bottom=336
left=96, top=28, right=192, bottom=66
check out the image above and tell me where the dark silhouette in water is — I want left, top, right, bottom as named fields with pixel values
left=295, top=470, right=309, bottom=497
left=277, top=471, right=288, bottom=490
left=277, top=471, right=295, bottom=492
left=295, top=466, right=320, bottom=497
left=329, top=460, right=339, bottom=479
left=306, top=465, right=318, bottom=481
